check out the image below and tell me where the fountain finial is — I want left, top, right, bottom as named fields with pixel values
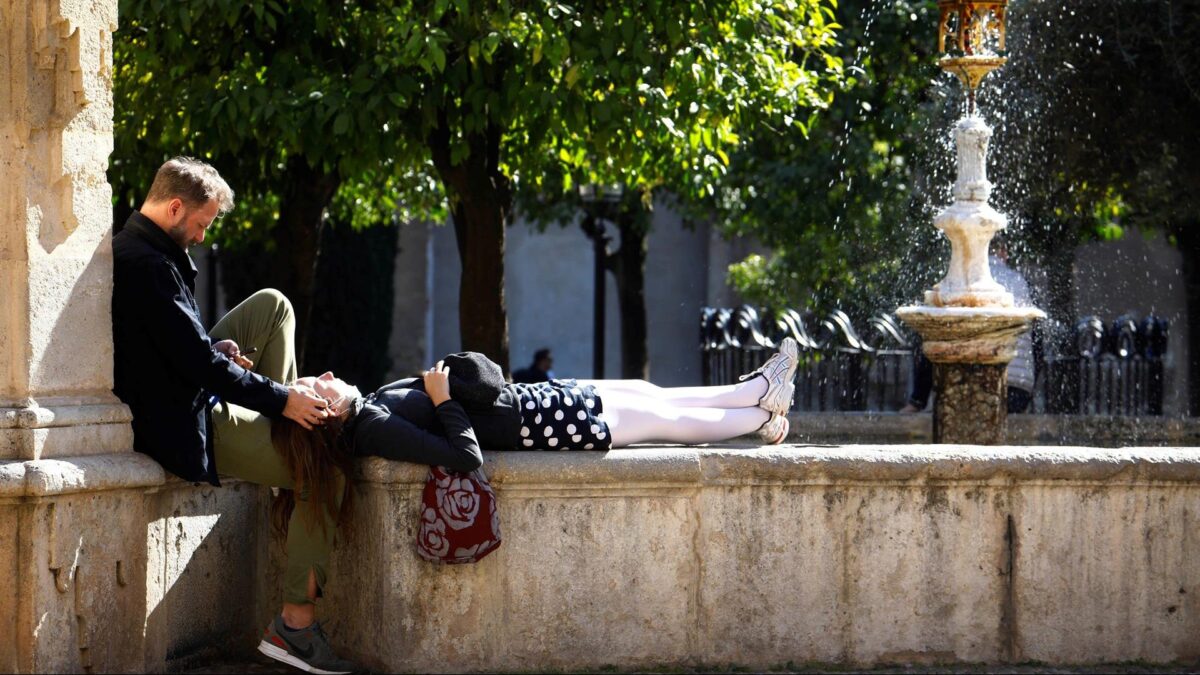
left=937, top=0, right=1009, bottom=114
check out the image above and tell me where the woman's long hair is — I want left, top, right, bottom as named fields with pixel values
left=269, top=415, right=356, bottom=539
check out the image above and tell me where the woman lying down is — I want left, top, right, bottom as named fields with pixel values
left=259, top=339, right=798, bottom=673
left=304, top=337, right=799, bottom=473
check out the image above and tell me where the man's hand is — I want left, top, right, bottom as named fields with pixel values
left=423, top=360, right=452, bottom=407
left=213, top=339, right=254, bottom=369
left=284, top=384, right=329, bottom=430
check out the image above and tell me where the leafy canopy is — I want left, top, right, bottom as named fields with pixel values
left=710, top=0, right=941, bottom=313
left=113, top=0, right=842, bottom=240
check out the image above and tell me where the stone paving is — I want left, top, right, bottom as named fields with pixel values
left=186, top=657, right=1200, bottom=674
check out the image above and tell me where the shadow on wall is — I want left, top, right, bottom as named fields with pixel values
left=142, top=481, right=270, bottom=671
left=34, top=226, right=117, bottom=402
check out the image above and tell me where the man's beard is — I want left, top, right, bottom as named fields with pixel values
left=166, top=221, right=191, bottom=249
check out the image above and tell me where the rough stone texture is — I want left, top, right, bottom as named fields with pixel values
left=896, top=307, right=1045, bottom=366
left=895, top=308, right=1041, bottom=448
left=787, top=412, right=1200, bottom=448
left=260, top=447, right=1200, bottom=673
left=0, top=0, right=131, bottom=459
left=934, top=363, right=1007, bottom=444
left=142, top=479, right=271, bottom=672
left=0, top=453, right=269, bottom=673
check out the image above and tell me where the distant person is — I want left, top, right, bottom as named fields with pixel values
left=512, top=347, right=556, bottom=383
left=901, top=242, right=1035, bottom=414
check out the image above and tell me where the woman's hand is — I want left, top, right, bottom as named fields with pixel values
left=423, top=360, right=452, bottom=406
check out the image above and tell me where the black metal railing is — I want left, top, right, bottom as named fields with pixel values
left=1044, top=315, right=1169, bottom=416
left=700, top=306, right=1169, bottom=416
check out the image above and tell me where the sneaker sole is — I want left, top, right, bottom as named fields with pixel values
left=770, top=417, right=790, bottom=445
left=258, top=640, right=352, bottom=675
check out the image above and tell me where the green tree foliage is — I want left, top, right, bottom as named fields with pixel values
left=112, top=1, right=435, bottom=373
left=710, top=0, right=944, bottom=316
left=112, top=0, right=841, bottom=371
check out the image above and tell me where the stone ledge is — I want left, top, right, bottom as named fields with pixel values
left=6, top=444, right=1199, bottom=500
left=321, top=442, right=1200, bottom=671
left=789, top=412, right=1200, bottom=447
left=357, top=444, right=1200, bottom=488
left=0, top=401, right=132, bottom=429
left=0, top=452, right=164, bottom=498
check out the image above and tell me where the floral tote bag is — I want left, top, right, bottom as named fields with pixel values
left=416, top=465, right=502, bottom=564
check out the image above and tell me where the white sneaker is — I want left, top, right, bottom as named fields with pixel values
left=756, top=414, right=789, bottom=445
left=740, top=337, right=800, bottom=415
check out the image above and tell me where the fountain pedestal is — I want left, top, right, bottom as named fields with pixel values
left=897, top=307, right=1043, bottom=444
left=895, top=114, right=1044, bottom=444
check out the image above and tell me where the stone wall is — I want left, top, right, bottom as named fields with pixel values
left=426, top=205, right=731, bottom=385
left=288, top=446, right=1200, bottom=672
left=0, top=453, right=269, bottom=672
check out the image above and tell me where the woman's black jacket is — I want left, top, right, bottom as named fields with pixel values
left=346, top=379, right=522, bottom=472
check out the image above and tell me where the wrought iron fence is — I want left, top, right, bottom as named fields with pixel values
left=699, top=306, right=1169, bottom=416
left=1043, top=315, right=1169, bottom=416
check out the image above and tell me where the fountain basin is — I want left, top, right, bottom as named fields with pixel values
left=896, top=305, right=1045, bottom=364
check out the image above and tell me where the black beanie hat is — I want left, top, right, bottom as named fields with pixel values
left=441, top=351, right=506, bottom=409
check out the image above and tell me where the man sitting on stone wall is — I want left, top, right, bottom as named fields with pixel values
left=112, top=157, right=357, bottom=674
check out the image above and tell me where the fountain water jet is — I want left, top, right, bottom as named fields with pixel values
left=896, top=0, right=1045, bottom=445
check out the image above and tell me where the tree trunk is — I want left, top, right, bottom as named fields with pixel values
left=608, top=212, right=649, bottom=380
left=274, top=158, right=340, bottom=370
left=1177, top=221, right=1200, bottom=416
left=428, top=116, right=511, bottom=373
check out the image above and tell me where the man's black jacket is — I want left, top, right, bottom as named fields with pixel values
left=112, top=212, right=289, bottom=484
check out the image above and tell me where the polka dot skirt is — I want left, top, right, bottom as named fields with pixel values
left=510, top=379, right=611, bottom=451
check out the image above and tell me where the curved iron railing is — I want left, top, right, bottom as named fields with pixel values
left=701, top=306, right=1169, bottom=416
left=1043, top=315, right=1170, bottom=416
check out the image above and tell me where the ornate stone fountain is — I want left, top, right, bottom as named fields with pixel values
left=896, top=0, right=1044, bottom=444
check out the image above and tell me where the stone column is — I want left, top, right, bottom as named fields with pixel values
left=898, top=308, right=1042, bottom=446
left=932, top=362, right=1007, bottom=444
left=1, top=0, right=131, bottom=460
left=0, top=2, right=160, bottom=672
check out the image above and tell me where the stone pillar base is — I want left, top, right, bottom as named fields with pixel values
left=933, top=363, right=1007, bottom=444
left=0, top=400, right=133, bottom=460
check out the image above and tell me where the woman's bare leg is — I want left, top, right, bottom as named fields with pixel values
left=578, top=378, right=767, bottom=409
left=599, top=392, right=770, bottom=446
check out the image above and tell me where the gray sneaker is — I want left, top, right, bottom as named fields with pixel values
left=258, top=615, right=357, bottom=674
left=740, top=337, right=800, bottom=415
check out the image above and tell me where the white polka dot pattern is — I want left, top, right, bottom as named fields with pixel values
left=512, top=379, right=612, bottom=452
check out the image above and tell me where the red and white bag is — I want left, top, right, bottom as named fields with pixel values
left=416, top=465, right=502, bottom=564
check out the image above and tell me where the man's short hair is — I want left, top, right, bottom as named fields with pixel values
left=534, top=348, right=552, bottom=362
left=144, top=157, right=235, bottom=213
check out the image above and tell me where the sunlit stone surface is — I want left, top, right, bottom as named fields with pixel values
left=1, top=3, right=264, bottom=672
left=293, top=448, right=1200, bottom=671
left=926, top=115, right=1012, bottom=308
